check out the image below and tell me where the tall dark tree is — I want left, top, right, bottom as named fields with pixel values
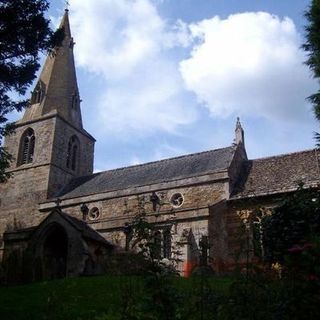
left=261, top=187, right=320, bottom=264
left=303, top=0, right=320, bottom=144
left=0, top=0, right=63, bottom=182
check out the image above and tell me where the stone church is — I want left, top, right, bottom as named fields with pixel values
left=1, top=10, right=319, bottom=279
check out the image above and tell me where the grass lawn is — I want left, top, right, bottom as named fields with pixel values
left=0, top=275, right=232, bottom=320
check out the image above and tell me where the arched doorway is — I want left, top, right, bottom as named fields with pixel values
left=42, top=224, right=68, bottom=279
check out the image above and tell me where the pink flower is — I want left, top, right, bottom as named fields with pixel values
left=288, top=243, right=314, bottom=253
left=307, top=274, right=319, bottom=281
left=302, top=243, right=314, bottom=250
left=288, top=245, right=304, bottom=253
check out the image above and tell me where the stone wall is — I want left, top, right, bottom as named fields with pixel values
left=51, top=116, right=94, bottom=177
left=48, top=116, right=94, bottom=197
left=57, top=181, right=227, bottom=227
left=0, top=114, right=95, bottom=260
left=0, top=115, right=57, bottom=236
left=218, top=197, right=282, bottom=273
left=4, top=116, right=56, bottom=170
left=39, top=179, right=229, bottom=274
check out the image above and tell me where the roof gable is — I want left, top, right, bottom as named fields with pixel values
left=33, top=209, right=112, bottom=246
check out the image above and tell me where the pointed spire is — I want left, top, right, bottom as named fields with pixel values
left=59, top=8, right=72, bottom=39
left=235, top=117, right=245, bottom=146
left=20, top=9, right=83, bottom=129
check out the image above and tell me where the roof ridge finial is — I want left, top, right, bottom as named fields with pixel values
left=234, top=117, right=245, bottom=147
left=236, top=116, right=242, bottom=129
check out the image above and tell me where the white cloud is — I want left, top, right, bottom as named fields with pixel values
left=180, top=12, right=317, bottom=122
left=71, top=0, right=165, bottom=79
left=67, top=2, right=316, bottom=146
left=98, top=58, right=197, bottom=134
left=69, top=0, right=197, bottom=134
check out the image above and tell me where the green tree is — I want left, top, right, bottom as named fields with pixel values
left=0, top=0, right=63, bottom=182
left=303, top=0, right=320, bottom=144
left=261, top=186, right=320, bottom=265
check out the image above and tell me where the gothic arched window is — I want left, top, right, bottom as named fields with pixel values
left=18, top=128, right=35, bottom=165
left=71, top=93, right=79, bottom=109
left=66, top=135, right=80, bottom=171
left=31, top=82, right=44, bottom=104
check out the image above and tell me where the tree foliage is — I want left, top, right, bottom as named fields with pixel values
left=0, top=0, right=63, bottom=182
left=261, top=186, right=320, bottom=264
left=303, top=0, right=320, bottom=143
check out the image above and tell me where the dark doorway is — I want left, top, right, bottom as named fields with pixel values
left=43, top=225, right=68, bottom=279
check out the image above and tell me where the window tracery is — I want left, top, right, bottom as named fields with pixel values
left=170, top=193, right=184, bottom=208
left=31, top=82, right=44, bottom=104
left=66, top=135, right=80, bottom=171
left=71, top=92, right=79, bottom=109
left=88, top=207, right=100, bottom=221
left=18, top=128, right=35, bottom=165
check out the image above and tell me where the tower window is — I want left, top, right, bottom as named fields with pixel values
left=31, top=82, right=44, bottom=104
left=71, top=93, right=79, bottom=109
left=66, top=135, right=80, bottom=171
left=18, top=128, right=35, bottom=165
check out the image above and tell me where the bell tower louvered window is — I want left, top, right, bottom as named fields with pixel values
left=31, top=82, right=44, bottom=104
left=18, top=128, right=35, bottom=165
left=71, top=92, right=79, bottom=109
left=66, top=135, right=80, bottom=171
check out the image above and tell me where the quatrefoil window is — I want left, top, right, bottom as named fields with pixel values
left=88, top=207, right=100, bottom=220
left=170, top=193, right=184, bottom=208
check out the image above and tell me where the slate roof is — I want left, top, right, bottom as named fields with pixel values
left=231, top=149, right=320, bottom=199
left=57, top=146, right=236, bottom=199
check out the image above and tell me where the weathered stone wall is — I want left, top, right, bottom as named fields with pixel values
left=0, top=166, right=50, bottom=226
left=0, top=116, right=57, bottom=238
left=0, top=115, right=95, bottom=260
left=58, top=181, right=227, bottom=227
left=0, top=164, right=51, bottom=260
left=38, top=180, right=229, bottom=274
left=216, top=198, right=280, bottom=272
left=48, top=116, right=94, bottom=197
left=51, top=117, right=94, bottom=177
left=4, top=117, right=56, bottom=170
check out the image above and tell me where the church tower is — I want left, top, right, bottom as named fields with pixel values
left=0, top=10, right=95, bottom=233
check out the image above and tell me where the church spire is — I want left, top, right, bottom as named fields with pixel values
left=20, top=9, right=83, bottom=129
left=235, top=117, right=245, bottom=147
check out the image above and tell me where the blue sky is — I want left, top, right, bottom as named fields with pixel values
left=30, top=1, right=320, bottom=171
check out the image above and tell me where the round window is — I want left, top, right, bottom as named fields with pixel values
left=170, top=193, right=184, bottom=208
left=88, top=207, right=100, bottom=220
